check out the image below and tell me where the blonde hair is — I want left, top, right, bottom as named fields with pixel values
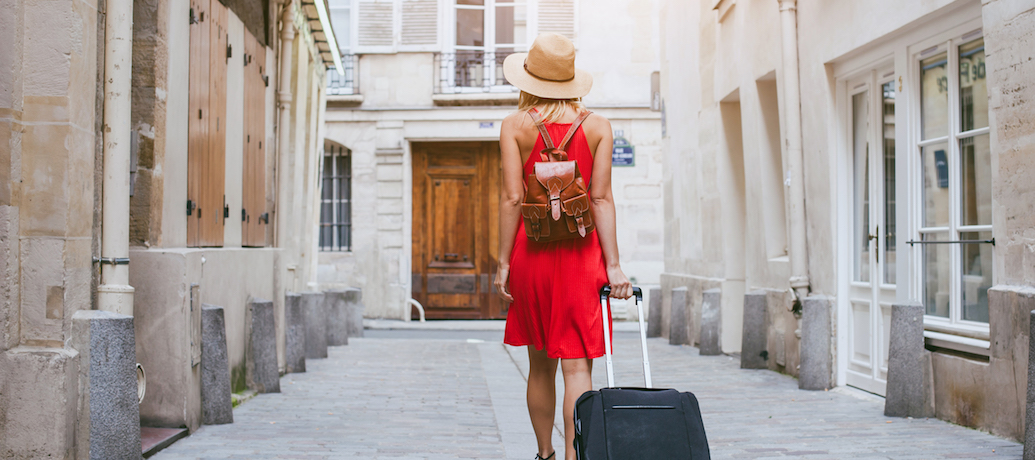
left=517, top=91, right=586, bottom=124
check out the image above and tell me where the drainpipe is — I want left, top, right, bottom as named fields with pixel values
left=97, top=0, right=135, bottom=315
left=274, top=1, right=295, bottom=248
left=778, top=0, right=810, bottom=305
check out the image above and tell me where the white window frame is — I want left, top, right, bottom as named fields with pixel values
left=444, top=0, right=531, bottom=92
left=904, top=19, right=991, bottom=341
left=834, top=8, right=988, bottom=386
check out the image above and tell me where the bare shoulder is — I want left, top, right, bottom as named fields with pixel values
left=502, top=110, right=532, bottom=130
left=582, top=112, right=612, bottom=135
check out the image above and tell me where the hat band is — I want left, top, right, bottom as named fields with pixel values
left=524, top=61, right=575, bottom=83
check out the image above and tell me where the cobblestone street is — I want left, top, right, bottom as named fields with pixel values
left=153, top=327, right=1023, bottom=459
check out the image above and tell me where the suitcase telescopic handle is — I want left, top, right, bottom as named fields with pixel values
left=599, top=285, right=652, bottom=389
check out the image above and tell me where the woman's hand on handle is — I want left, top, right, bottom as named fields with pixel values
left=495, top=265, right=514, bottom=303
left=606, top=265, right=632, bottom=300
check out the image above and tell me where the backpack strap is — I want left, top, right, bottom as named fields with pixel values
left=527, top=109, right=592, bottom=154
left=528, top=109, right=556, bottom=150
left=558, top=110, right=591, bottom=151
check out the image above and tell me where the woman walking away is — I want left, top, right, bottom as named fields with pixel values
left=495, top=32, right=633, bottom=460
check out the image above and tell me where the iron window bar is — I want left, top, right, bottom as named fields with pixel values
left=906, top=238, right=994, bottom=246
left=326, top=54, right=358, bottom=96
left=433, top=52, right=521, bottom=94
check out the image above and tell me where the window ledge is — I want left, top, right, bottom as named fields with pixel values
left=432, top=92, right=519, bottom=107
left=924, top=330, right=991, bottom=357
left=327, top=94, right=364, bottom=108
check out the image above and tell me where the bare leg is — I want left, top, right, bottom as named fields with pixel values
left=527, top=347, right=558, bottom=458
left=560, top=358, right=593, bottom=460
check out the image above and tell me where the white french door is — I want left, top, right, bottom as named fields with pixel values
left=845, top=69, right=898, bottom=396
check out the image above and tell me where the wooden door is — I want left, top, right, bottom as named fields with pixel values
left=412, top=142, right=503, bottom=319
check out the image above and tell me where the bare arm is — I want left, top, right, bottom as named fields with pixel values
left=495, top=113, right=525, bottom=302
left=588, top=115, right=632, bottom=299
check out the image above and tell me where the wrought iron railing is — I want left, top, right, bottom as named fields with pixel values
left=433, top=52, right=520, bottom=94
left=327, top=54, right=358, bottom=96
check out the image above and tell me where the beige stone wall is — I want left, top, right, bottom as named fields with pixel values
left=0, top=0, right=100, bottom=453
left=985, top=0, right=1035, bottom=287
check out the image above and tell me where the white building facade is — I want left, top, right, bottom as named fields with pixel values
left=319, top=0, right=665, bottom=320
left=660, top=0, right=1035, bottom=440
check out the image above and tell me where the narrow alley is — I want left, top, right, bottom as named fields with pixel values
left=152, top=325, right=1022, bottom=459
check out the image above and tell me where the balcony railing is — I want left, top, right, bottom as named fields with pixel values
left=434, top=52, right=520, bottom=94
left=327, top=54, right=358, bottom=96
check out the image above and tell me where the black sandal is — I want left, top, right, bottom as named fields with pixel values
left=535, top=453, right=555, bottom=460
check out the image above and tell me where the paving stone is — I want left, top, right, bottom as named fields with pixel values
left=153, top=331, right=1023, bottom=460
left=284, top=293, right=305, bottom=373
left=201, top=304, right=233, bottom=425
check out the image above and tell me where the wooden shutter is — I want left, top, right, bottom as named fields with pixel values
left=400, top=0, right=438, bottom=50
left=355, top=0, right=396, bottom=53
left=187, top=0, right=228, bottom=247
left=242, top=29, right=267, bottom=247
left=537, top=0, right=576, bottom=41
left=187, top=0, right=208, bottom=246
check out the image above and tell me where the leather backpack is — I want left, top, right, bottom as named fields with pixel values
left=521, top=109, right=595, bottom=242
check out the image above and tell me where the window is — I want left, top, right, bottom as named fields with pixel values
left=444, top=0, right=527, bottom=90
left=916, top=31, right=992, bottom=327
left=320, top=143, right=352, bottom=251
left=327, top=0, right=356, bottom=95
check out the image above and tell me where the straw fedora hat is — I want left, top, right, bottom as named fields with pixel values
left=503, top=33, right=593, bottom=99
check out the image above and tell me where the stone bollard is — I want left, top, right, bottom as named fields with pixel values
left=344, top=288, right=365, bottom=338
left=71, top=310, right=142, bottom=460
left=201, top=305, right=233, bottom=424
left=246, top=298, right=280, bottom=393
left=699, top=289, right=722, bottom=355
left=669, top=287, right=689, bottom=346
left=799, top=295, right=833, bottom=390
left=285, top=293, right=306, bottom=373
left=302, top=292, right=328, bottom=359
left=884, top=303, right=932, bottom=417
left=647, top=287, right=662, bottom=338
left=1026, top=309, right=1035, bottom=460
left=324, top=290, right=349, bottom=346
left=741, top=290, right=768, bottom=369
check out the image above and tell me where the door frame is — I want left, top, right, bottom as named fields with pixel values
left=408, top=140, right=504, bottom=319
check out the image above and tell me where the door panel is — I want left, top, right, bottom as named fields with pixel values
left=412, top=142, right=502, bottom=319
left=845, top=72, right=897, bottom=396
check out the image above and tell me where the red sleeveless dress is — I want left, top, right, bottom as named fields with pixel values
left=503, top=118, right=611, bottom=359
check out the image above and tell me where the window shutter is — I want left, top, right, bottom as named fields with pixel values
left=399, top=0, right=438, bottom=50
left=537, top=0, right=576, bottom=42
left=355, top=0, right=396, bottom=53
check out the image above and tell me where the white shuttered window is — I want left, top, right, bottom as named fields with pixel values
left=536, top=0, right=575, bottom=41
left=354, top=0, right=441, bottom=53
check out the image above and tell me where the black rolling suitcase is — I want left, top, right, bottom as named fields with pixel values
left=573, top=286, right=711, bottom=460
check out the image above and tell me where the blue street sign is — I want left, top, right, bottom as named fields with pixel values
left=612, top=137, right=634, bottom=167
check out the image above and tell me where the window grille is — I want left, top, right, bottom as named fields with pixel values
left=320, top=143, right=352, bottom=251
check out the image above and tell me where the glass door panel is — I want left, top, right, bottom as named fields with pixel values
left=852, top=90, right=870, bottom=283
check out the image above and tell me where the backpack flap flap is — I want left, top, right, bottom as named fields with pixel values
left=562, top=194, right=593, bottom=237
left=520, top=203, right=551, bottom=240
left=534, top=161, right=576, bottom=221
